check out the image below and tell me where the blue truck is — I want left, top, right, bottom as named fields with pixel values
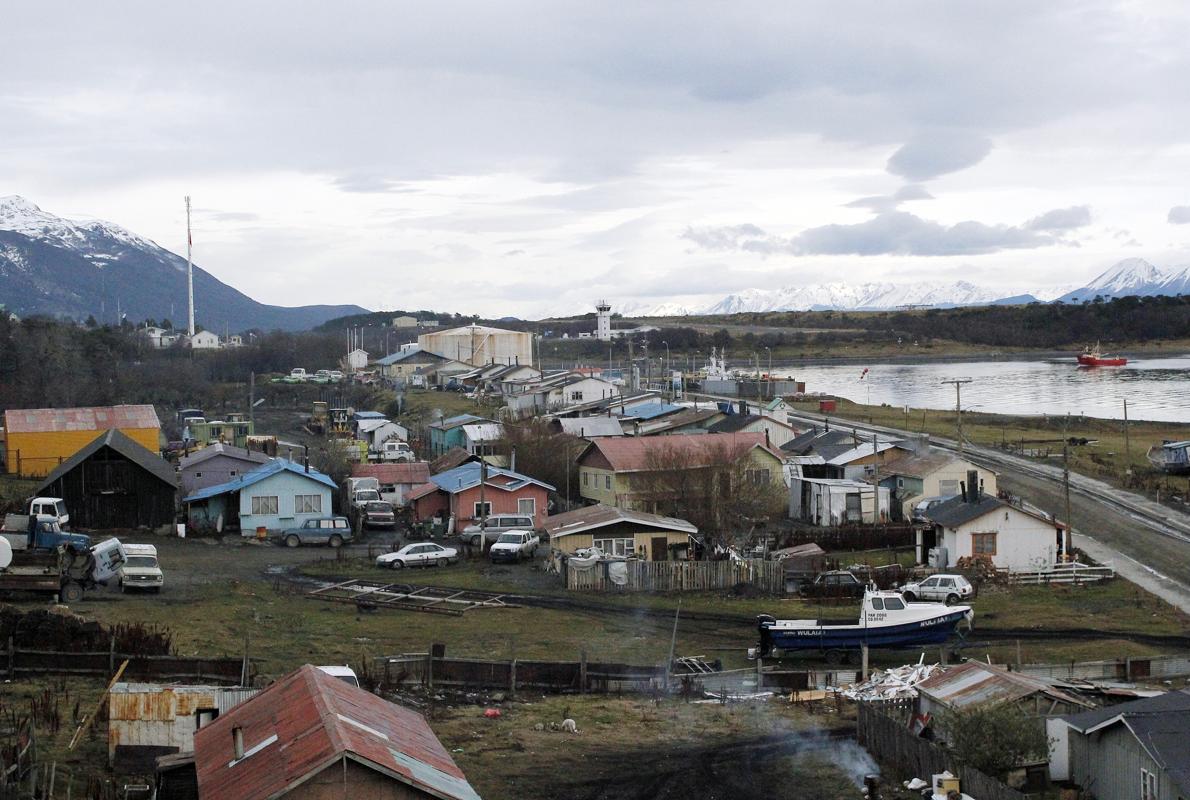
left=2, top=514, right=92, bottom=552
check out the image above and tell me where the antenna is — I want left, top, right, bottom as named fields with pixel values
left=185, top=196, right=195, bottom=337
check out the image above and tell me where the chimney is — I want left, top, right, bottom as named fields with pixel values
left=510, top=446, right=517, bottom=473
left=960, top=480, right=968, bottom=502
left=764, top=429, right=770, bottom=448
left=233, top=726, right=244, bottom=760
left=303, top=445, right=310, bottom=473
left=967, top=469, right=979, bottom=501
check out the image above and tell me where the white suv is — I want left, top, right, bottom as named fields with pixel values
left=900, top=574, right=974, bottom=605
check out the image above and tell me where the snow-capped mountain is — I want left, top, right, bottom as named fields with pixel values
left=0, top=195, right=367, bottom=331
left=1054, top=258, right=1174, bottom=303
left=703, top=280, right=1068, bottom=314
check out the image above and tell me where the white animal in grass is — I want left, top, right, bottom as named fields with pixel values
left=561, top=718, right=579, bottom=734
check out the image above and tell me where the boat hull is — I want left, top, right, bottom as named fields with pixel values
left=1077, top=354, right=1127, bottom=367
left=761, top=609, right=970, bottom=654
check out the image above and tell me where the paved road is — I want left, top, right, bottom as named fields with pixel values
left=749, top=401, right=1190, bottom=615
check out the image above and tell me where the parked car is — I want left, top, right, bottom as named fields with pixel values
left=488, top=531, right=539, bottom=563
left=797, top=570, right=866, bottom=599
left=375, top=542, right=459, bottom=569
left=900, top=574, right=974, bottom=605
left=462, top=515, right=535, bottom=547
left=363, top=501, right=397, bottom=529
left=118, top=543, right=164, bottom=593
left=279, top=517, right=353, bottom=548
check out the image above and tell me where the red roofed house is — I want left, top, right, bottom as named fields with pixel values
left=193, top=664, right=480, bottom=800
left=575, top=432, right=785, bottom=514
left=406, top=462, right=553, bottom=530
left=351, top=462, right=432, bottom=507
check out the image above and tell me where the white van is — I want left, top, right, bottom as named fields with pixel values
left=119, top=543, right=164, bottom=593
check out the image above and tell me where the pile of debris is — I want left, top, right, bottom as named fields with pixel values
left=838, top=660, right=943, bottom=701
left=0, top=606, right=173, bottom=654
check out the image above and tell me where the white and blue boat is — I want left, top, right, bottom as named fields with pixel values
left=752, top=589, right=973, bottom=662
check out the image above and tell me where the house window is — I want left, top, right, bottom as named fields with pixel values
left=593, top=537, right=634, bottom=556
left=604, top=475, right=611, bottom=490
left=517, top=498, right=535, bottom=516
left=746, top=469, right=770, bottom=486
left=972, top=532, right=997, bottom=556
left=571, top=391, right=583, bottom=401
left=295, top=494, right=322, bottom=514
left=474, top=501, right=492, bottom=519
left=1141, top=768, right=1158, bottom=800
left=251, top=495, right=279, bottom=515
left=939, top=479, right=960, bottom=496
left=230, top=470, right=237, bottom=476
left=583, top=473, right=589, bottom=487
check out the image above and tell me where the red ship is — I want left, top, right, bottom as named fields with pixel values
left=1077, top=342, right=1127, bottom=367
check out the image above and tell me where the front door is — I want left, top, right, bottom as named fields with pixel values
left=651, top=537, right=668, bottom=562
left=920, top=528, right=937, bottom=565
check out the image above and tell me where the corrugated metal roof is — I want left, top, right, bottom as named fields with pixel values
left=178, top=444, right=270, bottom=471
left=461, top=423, right=503, bottom=442
left=194, top=665, right=480, bottom=800
left=182, top=459, right=336, bottom=503
left=918, top=661, right=1091, bottom=711
left=553, top=417, right=624, bottom=438
left=429, top=414, right=486, bottom=431
left=428, top=462, right=554, bottom=494
left=620, top=402, right=681, bottom=420
left=880, top=450, right=969, bottom=479
left=5, top=404, right=160, bottom=434
left=542, top=503, right=697, bottom=538
left=352, top=462, right=431, bottom=485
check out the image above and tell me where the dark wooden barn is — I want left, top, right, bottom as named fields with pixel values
left=36, top=429, right=178, bottom=530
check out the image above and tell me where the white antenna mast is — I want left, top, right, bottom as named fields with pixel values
left=186, top=195, right=195, bottom=337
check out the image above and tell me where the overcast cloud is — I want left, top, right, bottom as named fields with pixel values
left=3, top=1, right=1190, bottom=317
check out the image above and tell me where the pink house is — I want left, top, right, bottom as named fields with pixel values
left=407, top=462, right=553, bottom=529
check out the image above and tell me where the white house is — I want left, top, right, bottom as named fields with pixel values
left=921, top=486, right=1069, bottom=571
left=189, top=330, right=221, bottom=350
left=462, top=422, right=504, bottom=456
left=357, top=419, right=409, bottom=451
left=505, top=374, right=621, bottom=415
left=346, top=348, right=369, bottom=371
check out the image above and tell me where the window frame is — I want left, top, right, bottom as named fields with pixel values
left=295, top=494, right=322, bottom=514
left=250, top=495, right=279, bottom=516
left=971, top=532, right=998, bottom=556
left=593, top=537, right=634, bottom=557
left=473, top=501, right=492, bottom=519
left=517, top=498, right=535, bottom=517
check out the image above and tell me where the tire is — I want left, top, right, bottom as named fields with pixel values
left=329, top=534, right=344, bottom=548
left=436, top=558, right=448, bottom=568
left=286, top=535, right=300, bottom=548
left=60, top=582, right=84, bottom=604
left=945, top=593, right=960, bottom=606
left=902, top=591, right=916, bottom=602
left=390, top=559, right=405, bottom=570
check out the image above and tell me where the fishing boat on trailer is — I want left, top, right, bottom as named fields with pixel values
left=751, top=589, right=972, bottom=663
left=1147, top=440, right=1190, bottom=475
left=1076, top=341, right=1127, bottom=367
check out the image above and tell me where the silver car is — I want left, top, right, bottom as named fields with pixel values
left=376, top=542, right=459, bottom=569
left=461, top=515, right=535, bottom=547
left=900, top=574, right=974, bottom=605
left=279, top=517, right=353, bottom=548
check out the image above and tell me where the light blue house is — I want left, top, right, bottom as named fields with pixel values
left=181, top=459, right=338, bottom=535
left=428, top=414, right=489, bottom=456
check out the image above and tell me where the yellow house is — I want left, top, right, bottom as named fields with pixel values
left=877, top=450, right=998, bottom=520
left=575, top=432, right=786, bottom=512
left=543, top=503, right=697, bottom=561
left=3, top=405, right=161, bottom=478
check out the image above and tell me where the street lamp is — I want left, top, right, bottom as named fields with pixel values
left=764, top=346, right=772, bottom=399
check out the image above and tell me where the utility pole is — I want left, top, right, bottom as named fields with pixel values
left=185, top=196, right=195, bottom=337
left=941, top=379, right=972, bottom=454
left=1123, top=398, right=1131, bottom=465
left=872, top=432, right=881, bottom=527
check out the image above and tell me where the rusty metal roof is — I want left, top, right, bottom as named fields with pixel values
left=917, top=661, right=1092, bottom=711
left=352, top=462, right=432, bottom=485
left=542, top=503, right=697, bottom=538
left=4, top=404, right=160, bottom=434
left=194, top=665, right=479, bottom=800
left=577, top=432, right=782, bottom=472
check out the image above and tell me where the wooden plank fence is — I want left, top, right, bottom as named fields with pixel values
left=858, top=703, right=1026, bottom=800
left=1007, top=561, right=1114, bottom=585
left=566, top=559, right=784, bottom=593
left=0, top=644, right=250, bottom=684
left=782, top=524, right=916, bottom=550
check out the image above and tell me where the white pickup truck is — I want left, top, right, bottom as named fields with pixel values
left=488, top=531, right=539, bottom=564
left=26, top=497, right=69, bottom=528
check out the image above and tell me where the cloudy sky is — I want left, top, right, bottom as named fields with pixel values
left=4, top=1, right=1190, bottom=317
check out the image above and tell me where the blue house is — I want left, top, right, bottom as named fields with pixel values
left=428, top=414, right=489, bottom=457
left=181, top=460, right=338, bottom=535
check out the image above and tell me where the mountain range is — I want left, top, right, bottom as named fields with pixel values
left=622, top=258, right=1190, bottom=316
left=0, top=196, right=367, bottom=332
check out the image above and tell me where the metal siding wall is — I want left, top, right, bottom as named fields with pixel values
left=6, top=427, right=160, bottom=477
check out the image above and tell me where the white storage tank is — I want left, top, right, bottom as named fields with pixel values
left=418, top=324, right=533, bottom=367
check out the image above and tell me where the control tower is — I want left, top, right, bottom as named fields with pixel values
left=595, top=300, right=612, bottom=341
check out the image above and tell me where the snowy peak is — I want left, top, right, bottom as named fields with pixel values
left=0, top=194, right=157, bottom=253
left=1084, top=258, right=1163, bottom=292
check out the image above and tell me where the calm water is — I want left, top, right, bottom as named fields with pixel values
left=775, top=355, right=1190, bottom=422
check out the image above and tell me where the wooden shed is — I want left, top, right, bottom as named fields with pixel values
left=36, top=429, right=178, bottom=530
left=542, top=504, right=697, bottom=560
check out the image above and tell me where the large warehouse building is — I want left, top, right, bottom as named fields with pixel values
left=2, top=404, right=161, bottom=478
left=418, top=323, right=534, bottom=368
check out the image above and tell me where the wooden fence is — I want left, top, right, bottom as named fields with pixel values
left=781, top=524, right=916, bottom=551
left=857, top=703, right=1026, bottom=800
left=0, top=643, right=250, bottom=684
left=566, top=559, right=784, bottom=593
